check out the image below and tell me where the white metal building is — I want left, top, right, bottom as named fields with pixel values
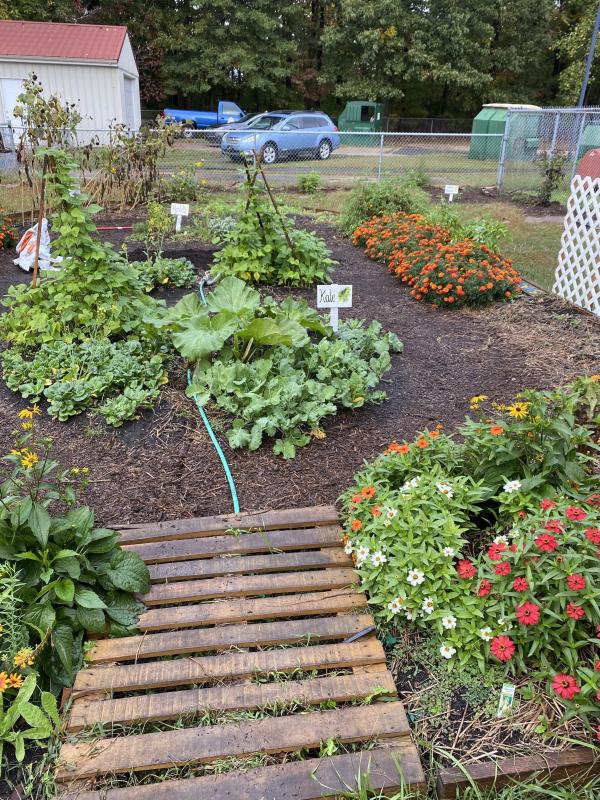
left=0, top=20, right=141, bottom=137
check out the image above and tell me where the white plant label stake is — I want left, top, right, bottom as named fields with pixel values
left=317, top=284, right=352, bottom=332
left=170, top=202, right=190, bottom=232
left=444, top=184, right=459, bottom=202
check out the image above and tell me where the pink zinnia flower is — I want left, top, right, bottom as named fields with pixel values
left=540, top=499, right=556, bottom=510
left=490, top=635, right=515, bottom=662
left=565, top=506, right=586, bottom=521
left=456, top=559, right=476, bottom=580
left=566, top=602, right=585, bottom=621
left=516, top=601, right=540, bottom=625
left=552, top=673, right=580, bottom=700
left=567, top=574, right=586, bottom=591
left=494, top=562, right=511, bottom=576
left=477, top=579, right=492, bottom=597
left=512, top=576, right=529, bottom=593
left=535, top=533, right=557, bottom=553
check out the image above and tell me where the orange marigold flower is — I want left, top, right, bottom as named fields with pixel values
left=490, top=425, right=504, bottom=436
left=416, top=438, right=429, bottom=449
left=429, top=430, right=440, bottom=439
left=8, top=673, right=23, bottom=689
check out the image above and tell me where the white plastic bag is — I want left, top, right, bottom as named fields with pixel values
left=14, top=218, right=52, bottom=272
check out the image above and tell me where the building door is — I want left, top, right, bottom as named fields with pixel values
left=1, top=79, right=23, bottom=128
left=123, top=76, right=136, bottom=130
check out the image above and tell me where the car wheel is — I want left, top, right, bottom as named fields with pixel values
left=261, top=142, right=278, bottom=164
left=183, top=126, right=196, bottom=140
left=318, top=139, right=332, bottom=160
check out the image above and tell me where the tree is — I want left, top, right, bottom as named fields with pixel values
left=557, top=1, right=600, bottom=104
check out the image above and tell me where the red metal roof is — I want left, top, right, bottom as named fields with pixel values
left=0, top=20, right=127, bottom=62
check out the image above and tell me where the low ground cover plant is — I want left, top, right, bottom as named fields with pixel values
left=158, top=276, right=402, bottom=457
left=340, top=376, right=600, bottom=740
left=353, top=211, right=521, bottom=308
left=212, top=165, right=335, bottom=287
left=1, top=150, right=169, bottom=425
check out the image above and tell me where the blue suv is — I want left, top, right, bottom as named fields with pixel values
left=221, top=111, right=341, bottom=163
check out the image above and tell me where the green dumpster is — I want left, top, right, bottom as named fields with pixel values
left=469, top=104, right=541, bottom=161
left=338, top=101, right=383, bottom=147
left=577, top=125, right=600, bottom=159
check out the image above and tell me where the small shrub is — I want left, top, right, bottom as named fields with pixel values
left=426, top=205, right=509, bottom=251
left=159, top=165, right=206, bottom=202
left=298, top=172, right=322, bottom=194
left=339, top=177, right=429, bottom=237
left=536, top=151, right=567, bottom=206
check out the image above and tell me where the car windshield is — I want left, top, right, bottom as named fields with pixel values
left=246, top=115, right=283, bottom=130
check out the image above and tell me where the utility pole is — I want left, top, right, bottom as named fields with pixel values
left=578, top=2, right=600, bottom=107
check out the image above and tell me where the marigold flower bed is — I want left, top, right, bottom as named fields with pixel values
left=352, top=211, right=521, bottom=308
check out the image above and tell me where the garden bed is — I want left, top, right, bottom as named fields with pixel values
left=1, top=218, right=599, bottom=527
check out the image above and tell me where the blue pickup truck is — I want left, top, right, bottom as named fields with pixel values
left=164, top=101, right=245, bottom=136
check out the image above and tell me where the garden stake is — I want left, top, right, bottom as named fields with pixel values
left=256, top=158, right=294, bottom=250
left=31, top=154, right=49, bottom=289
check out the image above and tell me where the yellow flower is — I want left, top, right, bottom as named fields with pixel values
left=18, top=408, right=33, bottom=420
left=194, top=161, right=203, bottom=168
left=591, top=375, right=600, bottom=383
left=8, top=673, right=23, bottom=689
left=0, top=672, right=7, bottom=692
left=507, top=401, right=530, bottom=419
left=470, top=395, right=488, bottom=404
left=82, top=467, right=89, bottom=474
left=20, top=450, right=39, bottom=469
left=0, top=623, right=3, bottom=637
left=310, top=428, right=326, bottom=440
left=21, top=421, right=33, bottom=430
left=14, top=648, right=35, bottom=670
left=32, top=404, right=41, bottom=415
left=71, top=467, right=80, bottom=475
left=9, top=449, right=23, bottom=456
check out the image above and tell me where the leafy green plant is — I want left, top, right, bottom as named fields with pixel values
left=0, top=413, right=150, bottom=689
left=212, top=166, right=334, bottom=286
left=298, top=172, right=322, bottom=194
left=3, top=339, right=167, bottom=426
left=206, top=215, right=238, bottom=243
left=536, top=151, right=567, bottom=206
left=0, top=674, right=59, bottom=771
left=131, top=256, right=196, bottom=292
left=339, top=177, right=429, bottom=237
left=426, top=205, right=509, bottom=251
left=159, top=164, right=206, bottom=202
left=160, top=277, right=403, bottom=457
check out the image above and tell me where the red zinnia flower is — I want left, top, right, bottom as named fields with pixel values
left=495, top=562, right=511, bottom=576
left=565, top=506, right=586, bottom=521
left=350, top=519, right=362, bottom=532
left=540, top=498, right=556, bottom=511
left=512, top=576, right=529, bottom=592
left=566, top=602, right=585, bottom=621
left=487, top=543, right=505, bottom=562
left=552, top=673, right=580, bottom=700
left=490, top=635, right=515, bottom=662
left=595, top=660, right=600, bottom=671
left=457, top=559, right=476, bottom=579
left=584, top=527, right=600, bottom=544
left=586, top=493, right=600, bottom=507
left=566, top=573, right=586, bottom=591
left=477, top=579, right=492, bottom=597
left=544, top=519, right=564, bottom=534
left=516, top=601, right=540, bottom=625
left=534, top=533, right=558, bottom=553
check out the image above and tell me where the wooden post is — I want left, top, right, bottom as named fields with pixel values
left=256, top=157, right=294, bottom=250
left=31, top=154, right=49, bottom=289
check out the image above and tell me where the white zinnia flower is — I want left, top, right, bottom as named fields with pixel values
left=371, top=551, right=387, bottom=567
left=421, top=597, right=434, bottom=615
left=405, top=610, right=415, bottom=621
left=498, top=616, right=513, bottom=631
left=385, top=506, right=398, bottom=519
left=442, top=614, right=457, bottom=629
left=356, top=545, right=369, bottom=564
left=479, top=627, right=493, bottom=641
left=436, top=481, right=454, bottom=498
left=387, top=597, right=405, bottom=614
left=493, top=535, right=509, bottom=547
left=440, top=643, right=456, bottom=659
left=344, top=540, right=353, bottom=555
left=406, top=568, right=425, bottom=587
left=400, top=476, right=421, bottom=493
left=442, top=547, right=455, bottom=557
left=503, top=480, right=522, bottom=494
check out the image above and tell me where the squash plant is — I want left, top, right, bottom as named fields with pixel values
left=161, top=277, right=403, bottom=457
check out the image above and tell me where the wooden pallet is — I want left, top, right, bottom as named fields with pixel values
left=56, top=505, right=426, bottom=799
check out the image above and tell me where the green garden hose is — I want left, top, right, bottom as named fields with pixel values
left=185, top=275, right=240, bottom=513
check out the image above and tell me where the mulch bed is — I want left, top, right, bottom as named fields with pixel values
left=0, top=220, right=599, bottom=527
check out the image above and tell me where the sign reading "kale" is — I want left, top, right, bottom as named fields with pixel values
left=316, top=284, right=353, bottom=308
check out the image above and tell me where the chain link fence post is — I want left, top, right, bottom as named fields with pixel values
left=496, top=109, right=512, bottom=191
left=548, top=111, right=560, bottom=159
left=570, top=111, right=587, bottom=181
left=377, top=133, right=384, bottom=182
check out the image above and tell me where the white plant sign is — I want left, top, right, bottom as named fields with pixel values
left=554, top=175, right=600, bottom=317
left=444, top=184, right=459, bottom=202
left=170, top=202, right=190, bottom=232
left=317, top=284, right=352, bottom=332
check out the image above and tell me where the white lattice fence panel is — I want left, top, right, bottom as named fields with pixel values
left=554, top=175, right=600, bottom=316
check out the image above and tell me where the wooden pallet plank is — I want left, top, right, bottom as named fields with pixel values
left=58, top=745, right=426, bottom=799
left=118, top=506, right=339, bottom=545
left=87, top=614, right=375, bottom=664
left=148, top=549, right=351, bottom=584
left=56, top=702, right=411, bottom=782
left=67, top=671, right=397, bottom=732
left=136, top=590, right=367, bottom=633
left=143, top=568, right=357, bottom=606
left=124, top=526, right=342, bottom=565
left=436, top=747, right=600, bottom=799
left=73, top=639, right=387, bottom=696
